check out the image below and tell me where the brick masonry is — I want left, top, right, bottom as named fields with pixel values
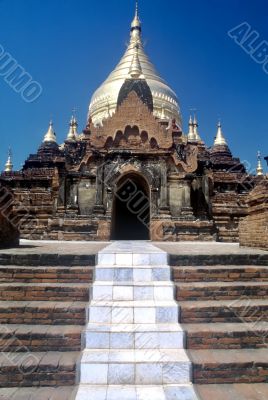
left=239, top=178, right=268, bottom=250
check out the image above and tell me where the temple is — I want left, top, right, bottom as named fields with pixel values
left=0, top=6, right=261, bottom=243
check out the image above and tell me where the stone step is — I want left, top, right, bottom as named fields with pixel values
left=75, top=241, right=195, bottom=397
left=75, top=384, right=199, bottom=400
left=0, top=324, right=82, bottom=352
left=92, top=281, right=174, bottom=301
left=180, top=299, right=268, bottom=323
left=0, top=351, right=78, bottom=387
left=182, top=322, right=268, bottom=349
left=98, top=247, right=167, bottom=267
left=169, top=253, right=268, bottom=267
left=79, top=349, right=192, bottom=385
left=0, top=265, right=93, bottom=283
left=189, top=348, right=268, bottom=384
left=173, top=265, right=268, bottom=282
left=0, top=282, right=90, bottom=301
left=83, top=323, right=185, bottom=349
left=0, top=386, right=76, bottom=399
left=176, top=281, right=268, bottom=301
left=88, top=300, right=178, bottom=324
left=0, top=301, right=87, bottom=325
left=95, top=266, right=170, bottom=281
left=196, top=383, right=268, bottom=400
left=0, top=253, right=96, bottom=266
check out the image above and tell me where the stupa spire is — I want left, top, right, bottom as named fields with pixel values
left=130, top=1, right=142, bottom=44
left=256, top=151, right=264, bottom=176
left=88, top=1, right=181, bottom=127
left=131, top=2, right=141, bottom=29
left=4, top=147, right=13, bottom=172
left=129, top=44, right=143, bottom=78
left=214, top=120, right=227, bottom=146
left=188, top=115, right=196, bottom=141
left=193, top=114, right=201, bottom=141
left=43, top=120, right=57, bottom=143
left=66, top=116, right=77, bottom=141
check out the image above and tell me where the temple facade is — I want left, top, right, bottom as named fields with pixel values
left=0, top=6, right=256, bottom=242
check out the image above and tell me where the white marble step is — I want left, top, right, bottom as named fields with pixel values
left=94, top=266, right=170, bottom=281
left=79, top=349, right=192, bottom=385
left=83, top=322, right=185, bottom=349
left=98, top=251, right=167, bottom=266
left=75, top=384, right=199, bottom=400
left=84, top=323, right=184, bottom=333
left=75, top=242, right=195, bottom=399
left=88, top=301, right=179, bottom=324
left=91, top=282, right=174, bottom=301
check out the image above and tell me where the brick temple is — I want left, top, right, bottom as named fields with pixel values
left=0, top=5, right=268, bottom=400
left=0, top=4, right=261, bottom=244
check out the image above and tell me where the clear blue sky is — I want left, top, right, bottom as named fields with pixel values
left=0, top=0, right=267, bottom=173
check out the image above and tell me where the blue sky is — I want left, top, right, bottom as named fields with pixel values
left=0, top=0, right=267, bottom=173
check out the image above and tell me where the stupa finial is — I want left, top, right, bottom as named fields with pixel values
left=188, top=115, right=196, bottom=141
left=214, top=120, right=227, bottom=146
left=43, top=120, right=57, bottom=143
left=256, top=151, right=264, bottom=176
left=4, top=147, right=13, bottom=172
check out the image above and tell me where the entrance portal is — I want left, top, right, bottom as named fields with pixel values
left=111, top=174, right=150, bottom=240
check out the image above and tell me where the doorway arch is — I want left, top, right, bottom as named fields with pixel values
left=111, top=173, right=150, bottom=240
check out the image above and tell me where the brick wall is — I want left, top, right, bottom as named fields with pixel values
left=239, top=178, right=268, bottom=250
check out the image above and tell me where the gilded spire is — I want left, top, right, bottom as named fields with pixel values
left=131, top=1, right=141, bottom=29
left=66, top=116, right=78, bottom=141
left=88, top=1, right=181, bottom=127
left=129, top=44, right=143, bottom=78
left=43, top=121, right=57, bottom=143
left=188, top=115, right=196, bottom=141
left=4, top=147, right=13, bottom=172
left=256, top=151, right=264, bottom=176
left=130, top=1, right=142, bottom=44
left=72, top=116, right=78, bottom=136
left=214, top=121, right=227, bottom=146
left=193, top=115, right=201, bottom=141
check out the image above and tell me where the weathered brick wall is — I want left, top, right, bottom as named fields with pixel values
left=239, top=178, right=268, bottom=250
left=12, top=186, right=56, bottom=240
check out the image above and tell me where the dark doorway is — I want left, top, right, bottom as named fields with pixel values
left=111, top=174, right=150, bottom=240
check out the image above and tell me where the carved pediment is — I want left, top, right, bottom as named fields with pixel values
left=90, top=91, right=173, bottom=149
left=103, top=125, right=161, bottom=150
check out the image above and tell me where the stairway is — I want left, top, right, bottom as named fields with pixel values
left=172, top=263, right=268, bottom=399
left=75, top=241, right=198, bottom=400
left=0, top=262, right=94, bottom=399
left=0, top=242, right=267, bottom=399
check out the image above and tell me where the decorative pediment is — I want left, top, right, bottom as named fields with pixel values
left=90, top=91, right=173, bottom=149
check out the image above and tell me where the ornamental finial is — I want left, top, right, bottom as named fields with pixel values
left=188, top=115, right=196, bottom=141
left=66, top=115, right=78, bottom=142
left=256, top=151, right=264, bottom=176
left=214, top=120, right=227, bottom=146
left=131, top=0, right=141, bottom=31
left=43, top=120, right=57, bottom=143
left=193, top=114, right=201, bottom=141
left=4, top=147, right=13, bottom=172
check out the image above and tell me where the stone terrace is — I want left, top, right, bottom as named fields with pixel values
left=0, top=240, right=267, bottom=399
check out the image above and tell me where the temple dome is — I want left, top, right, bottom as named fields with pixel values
left=89, top=6, right=181, bottom=127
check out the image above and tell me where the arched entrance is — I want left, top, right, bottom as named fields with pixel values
left=111, top=173, right=150, bottom=240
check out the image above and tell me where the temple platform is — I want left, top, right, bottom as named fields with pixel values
left=0, top=240, right=267, bottom=399
left=0, top=239, right=267, bottom=257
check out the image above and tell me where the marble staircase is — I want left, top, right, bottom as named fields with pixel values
left=75, top=241, right=199, bottom=400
